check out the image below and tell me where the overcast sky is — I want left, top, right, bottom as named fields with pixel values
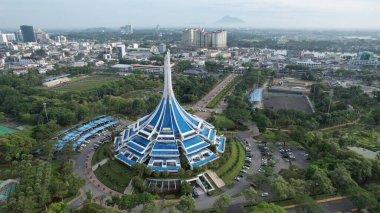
left=1, top=0, right=380, bottom=29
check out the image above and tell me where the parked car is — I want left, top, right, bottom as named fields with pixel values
left=234, top=177, right=241, bottom=181
left=261, top=192, right=269, bottom=197
left=192, top=191, right=199, bottom=198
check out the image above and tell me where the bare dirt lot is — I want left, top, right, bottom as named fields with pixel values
left=263, top=92, right=314, bottom=113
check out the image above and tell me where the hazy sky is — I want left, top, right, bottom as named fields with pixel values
left=1, top=0, right=380, bottom=29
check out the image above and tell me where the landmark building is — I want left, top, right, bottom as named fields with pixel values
left=114, top=51, right=226, bottom=172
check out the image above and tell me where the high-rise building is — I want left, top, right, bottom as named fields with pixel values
left=182, top=28, right=227, bottom=48
left=116, top=44, right=126, bottom=59
left=0, top=33, right=8, bottom=44
left=113, top=50, right=226, bottom=172
left=158, top=43, right=167, bottom=54
left=55, top=35, right=67, bottom=43
left=20, top=25, right=36, bottom=42
left=120, top=25, right=133, bottom=34
left=35, top=28, right=50, bottom=43
left=182, top=28, right=195, bottom=46
left=211, top=30, right=227, bottom=48
left=5, top=33, right=16, bottom=42
left=14, top=30, right=23, bottom=42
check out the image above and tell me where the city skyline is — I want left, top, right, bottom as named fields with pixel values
left=1, top=0, right=380, bottom=30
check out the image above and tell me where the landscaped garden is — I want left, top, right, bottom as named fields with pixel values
left=94, top=159, right=136, bottom=193
left=206, top=77, right=240, bottom=108
left=322, top=124, right=380, bottom=151
left=215, top=139, right=245, bottom=185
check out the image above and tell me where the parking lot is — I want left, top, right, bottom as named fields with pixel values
left=234, top=136, right=310, bottom=199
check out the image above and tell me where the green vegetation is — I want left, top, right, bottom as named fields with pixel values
left=285, top=64, right=308, bottom=70
left=224, top=68, right=270, bottom=123
left=213, top=193, right=232, bottom=213
left=0, top=132, right=84, bottom=212
left=174, top=75, right=217, bottom=104
left=173, top=60, right=193, bottom=72
left=91, top=142, right=113, bottom=165
left=323, top=124, right=380, bottom=151
left=211, top=115, right=236, bottom=130
left=215, top=139, right=245, bottom=184
left=248, top=201, right=287, bottom=213
left=94, top=160, right=136, bottom=193
left=206, top=76, right=239, bottom=108
left=53, top=75, right=119, bottom=92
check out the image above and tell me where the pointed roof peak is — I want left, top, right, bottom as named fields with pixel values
left=163, top=49, right=173, bottom=98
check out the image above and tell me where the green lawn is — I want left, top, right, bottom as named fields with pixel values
left=212, top=115, right=236, bottom=130
left=255, top=130, right=291, bottom=143
left=53, top=75, right=119, bottom=92
left=0, top=126, right=16, bottom=135
left=94, top=159, right=136, bottom=193
left=91, top=143, right=112, bottom=166
left=216, top=139, right=245, bottom=185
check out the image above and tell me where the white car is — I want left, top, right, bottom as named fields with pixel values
left=261, top=192, right=269, bottom=197
left=234, top=177, right=241, bottom=181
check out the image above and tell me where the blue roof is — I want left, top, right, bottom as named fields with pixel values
left=160, top=99, right=173, bottom=129
left=209, top=129, right=215, bottom=141
left=217, top=137, right=225, bottom=153
left=149, top=99, right=165, bottom=126
left=123, top=147, right=144, bottom=159
left=175, top=99, right=199, bottom=127
left=187, top=142, right=209, bottom=154
left=151, top=150, right=179, bottom=155
left=183, top=136, right=204, bottom=148
left=192, top=154, right=219, bottom=167
left=200, top=127, right=210, bottom=138
left=153, top=142, right=177, bottom=150
left=116, top=153, right=136, bottom=166
left=131, top=136, right=150, bottom=147
left=249, top=88, right=263, bottom=102
left=150, top=166, right=180, bottom=171
left=171, top=99, right=192, bottom=133
left=127, top=142, right=145, bottom=152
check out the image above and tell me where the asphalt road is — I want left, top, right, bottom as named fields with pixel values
left=69, top=120, right=131, bottom=209
left=194, top=74, right=237, bottom=110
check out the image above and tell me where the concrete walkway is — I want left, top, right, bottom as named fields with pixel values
left=205, top=170, right=225, bottom=188
left=123, top=181, right=134, bottom=195
left=92, top=158, right=109, bottom=171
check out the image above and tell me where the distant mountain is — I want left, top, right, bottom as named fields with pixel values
left=215, top=16, right=245, bottom=25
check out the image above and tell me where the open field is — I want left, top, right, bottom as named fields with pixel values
left=216, top=139, right=245, bottom=185
left=263, top=92, right=314, bottom=113
left=94, top=159, right=136, bottom=193
left=53, top=75, right=119, bottom=92
left=212, top=115, right=236, bottom=130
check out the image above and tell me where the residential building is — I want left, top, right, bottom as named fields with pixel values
left=120, top=25, right=133, bottom=34
left=116, top=44, right=126, bottom=59
left=0, top=33, right=7, bottom=44
left=182, top=28, right=227, bottom=48
left=158, top=43, right=167, bottom=54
